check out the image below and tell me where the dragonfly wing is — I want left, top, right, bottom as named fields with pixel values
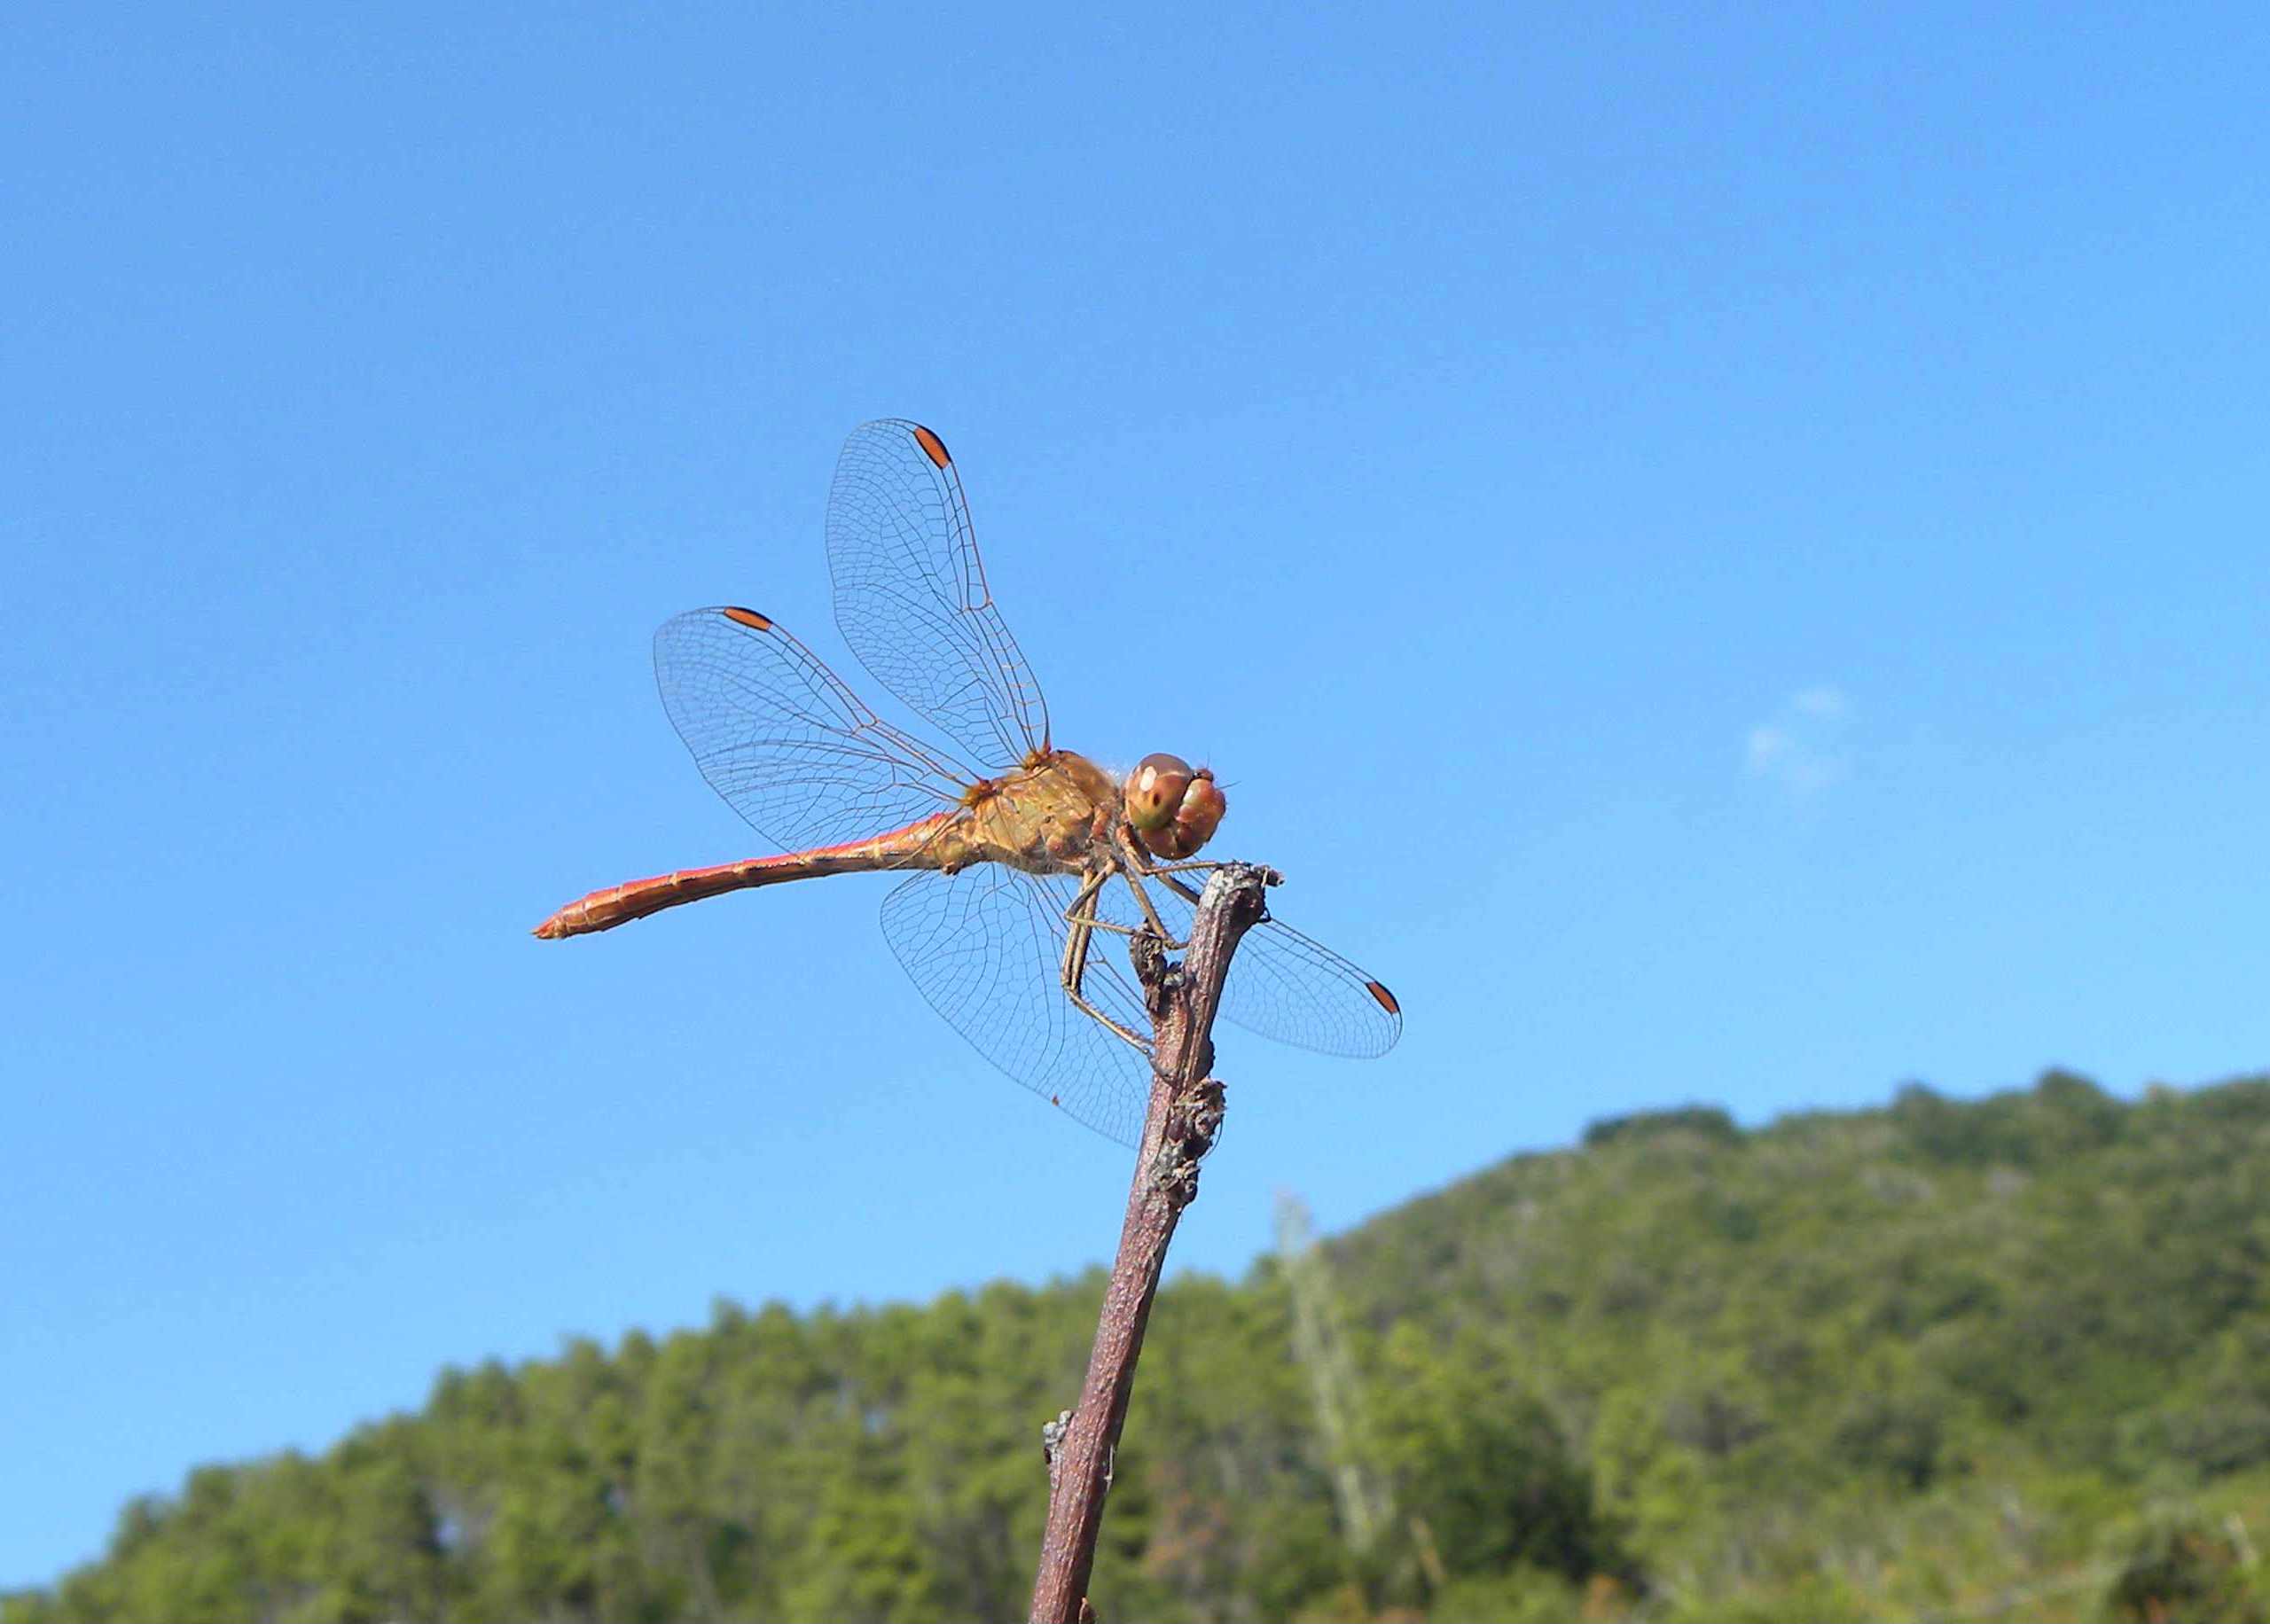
left=653, top=605, right=973, bottom=855
left=1225, top=914, right=1404, bottom=1058
left=1105, top=872, right=1404, bottom=1059
left=826, top=420, right=1051, bottom=768
left=880, top=868, right=1153, bottom=1147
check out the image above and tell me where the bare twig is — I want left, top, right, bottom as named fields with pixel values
left=1028, top=862, right=1276, bottom=1624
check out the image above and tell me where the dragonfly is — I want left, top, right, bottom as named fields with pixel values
left=536, top=419, right=1400, bottom=1146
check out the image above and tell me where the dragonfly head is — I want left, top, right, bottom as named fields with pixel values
left=1124, top=753, right=1226, bottom=859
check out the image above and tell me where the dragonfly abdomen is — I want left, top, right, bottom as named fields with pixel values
left=533, top=814, right=959, bottom=939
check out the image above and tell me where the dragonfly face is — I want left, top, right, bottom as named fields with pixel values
left=1122, top=753, right=1225, bottom=861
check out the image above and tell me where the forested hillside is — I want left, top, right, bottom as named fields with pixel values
left=12, top=1071, right=2270, bottom=1623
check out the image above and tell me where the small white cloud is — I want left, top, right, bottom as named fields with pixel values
left=1745, top=724, right=1792, bottom=772
left=1792, top=685, right=1849, bottom=720
left=1745, top=686, right=1852, bottom=794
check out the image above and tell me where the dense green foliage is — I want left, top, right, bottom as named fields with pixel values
left=13, top=1070, right=2270, bottom=1622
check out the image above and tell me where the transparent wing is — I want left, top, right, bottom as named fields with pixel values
left=880, top=867, right=1153, bottom=1147
left=1105, top=871, right=1404, bottom=1059
left=653, top=605, right=976, bottom=855
left=826, top=419, right=1051, bottom=769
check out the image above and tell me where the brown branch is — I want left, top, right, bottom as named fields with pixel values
left=1028, top=862, right=1277, bottom=1624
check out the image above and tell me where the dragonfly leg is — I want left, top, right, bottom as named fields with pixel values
left=1064, top=865, right=1195, bottom=952
left=1132, top=861, right=1241, bottom=920
left=1115, top=865, right=1194, bottom=950
left=1150, top=870, right=1208, bottom=908
left=1068, top=910, right=1191, bottom=950
left=1139, top=863, right=1273, bottom=935
left=1060, top=870, right=1151, bottom=1052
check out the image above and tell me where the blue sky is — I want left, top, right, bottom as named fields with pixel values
left=6, top=0, right=2268, bottom=1589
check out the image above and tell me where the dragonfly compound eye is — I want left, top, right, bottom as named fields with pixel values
left=1124, top=753, right=1195, bottom=833
left=1139, top=769, right=1225, bottom=858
